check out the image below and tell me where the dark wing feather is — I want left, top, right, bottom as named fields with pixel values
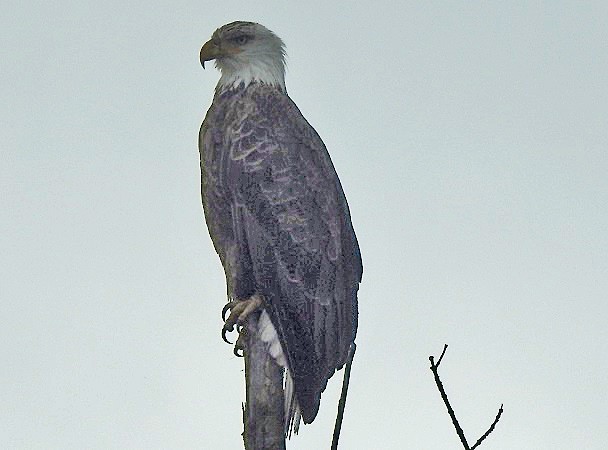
left=200, top=84, right=362, bottom=424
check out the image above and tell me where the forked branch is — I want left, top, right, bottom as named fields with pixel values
left=429, top=344, right=503, bottom=450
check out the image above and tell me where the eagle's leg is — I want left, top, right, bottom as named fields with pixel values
left=221, top=294, right=263, bottom=355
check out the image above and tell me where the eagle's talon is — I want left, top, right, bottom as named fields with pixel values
left=222, top=301, right=236, bottom=322
left=233, top=329, right=246, bottom=357
left=221, top=326, right=233, bottom=344
left=220, top=295, right=263, bottom=348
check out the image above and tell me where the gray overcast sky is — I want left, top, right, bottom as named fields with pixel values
left=2, top=1, right=607, bottom=449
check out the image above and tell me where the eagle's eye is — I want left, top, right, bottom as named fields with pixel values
left=234, top=35, right=250, bottom=45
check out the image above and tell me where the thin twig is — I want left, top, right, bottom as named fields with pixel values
left=331, top=343, right=356, bottom=450
left=470, top=404, right=504, bottom=450
left=429, top=345, right=503, bottom=450
left=436, top=343, right=448, bottom=367
left=429, top=346, right=470, bottom=449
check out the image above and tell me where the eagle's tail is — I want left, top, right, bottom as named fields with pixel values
left=284, top=369, right=302, bottom=437
left=258, top=310, right=302, bottom=437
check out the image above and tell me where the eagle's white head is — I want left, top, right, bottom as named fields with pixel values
left=200, top=21, right=286, bottom=93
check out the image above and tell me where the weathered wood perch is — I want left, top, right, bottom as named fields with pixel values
left=242, top=313, right=286, bottom=450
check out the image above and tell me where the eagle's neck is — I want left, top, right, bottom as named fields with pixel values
left=216, top=57, right=286, bottom=93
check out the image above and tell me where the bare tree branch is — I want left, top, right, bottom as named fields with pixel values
left=429, top=345, right=470, bottom=449
left=331, top=343, right=356, bottom=450
left=429, top=345, right=503, bottom=450
left=470, top=405, right=504, bottom=450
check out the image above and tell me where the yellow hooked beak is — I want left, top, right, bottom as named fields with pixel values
left=200, top=39, right=222, bottom=69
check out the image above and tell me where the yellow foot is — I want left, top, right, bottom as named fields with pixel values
left=221, top=294, right=263, bottom=356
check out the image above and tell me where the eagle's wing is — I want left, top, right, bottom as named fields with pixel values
left=201, top=84, right=362, bottom=423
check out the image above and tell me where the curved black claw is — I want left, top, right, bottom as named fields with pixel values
left=221, top=326, right=233, bottom=345
left=222, top=302, right=233, bottom=322
left=233, top=329, right=246, bottom=357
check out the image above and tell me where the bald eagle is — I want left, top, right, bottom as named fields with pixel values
left=198, top=21, right=362, bottom=435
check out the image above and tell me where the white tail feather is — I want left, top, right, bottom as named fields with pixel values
left=258, top=310, right=301, bottom=437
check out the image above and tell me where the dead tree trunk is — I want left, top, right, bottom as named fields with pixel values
left=242, top=314, right=286, bottom=450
